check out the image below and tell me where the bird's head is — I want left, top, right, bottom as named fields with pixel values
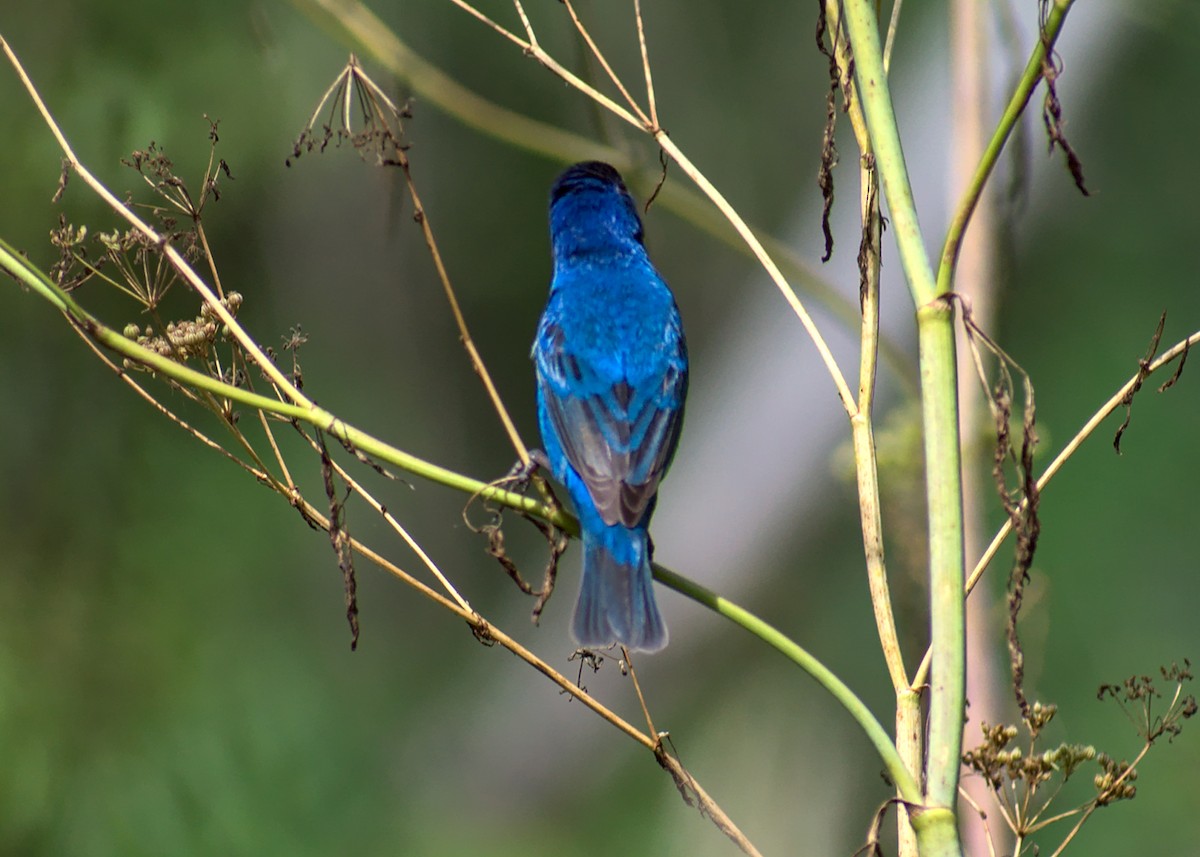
left=548, top=161, right=645, bottom=259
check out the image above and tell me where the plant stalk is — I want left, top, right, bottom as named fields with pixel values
left=840, top=4, right=967, bottom=852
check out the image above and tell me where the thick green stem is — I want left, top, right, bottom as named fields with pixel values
left=915, top=298, right=965, bottom=812
left=912, top=809, right=963, bottom=857
left=840, top=0, right=967, bottom=837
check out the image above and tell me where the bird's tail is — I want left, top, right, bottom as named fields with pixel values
left=573, top=524, right=667, bottom=653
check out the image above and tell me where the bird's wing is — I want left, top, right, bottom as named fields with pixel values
left=536, top=316, right=687, bottom=529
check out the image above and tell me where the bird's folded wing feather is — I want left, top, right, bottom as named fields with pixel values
left=536, top=320, right=686, bottom=529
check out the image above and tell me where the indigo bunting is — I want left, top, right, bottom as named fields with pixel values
left=532, top=162, right=688, bottom=653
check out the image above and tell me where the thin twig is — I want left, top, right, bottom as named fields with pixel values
left=654, top=133, right=857, bottom=413
left=560, top=0, right=651, bottom=127
left=623, top=647, right=658, bottom=738
left=310, top=56, right=556, bottom=502
left=958, top=785, right=999, bottom=857
left=510, top=0, right=538, bottom=47
left=633, top=0, right=659, bottom=129
left=883, top=0, right=904, bottom=72
left=825, top=8, right=916, bottom=850
left=824, top=0, right=908, bottom=693
left=297, top=426, right=473, bottom=612
left=393, top=150, right=533, bottom=465
left=656, top=750, right=764, bottom=857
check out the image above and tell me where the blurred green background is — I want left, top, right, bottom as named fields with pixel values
left=1, top=1, right=1197, bottom=855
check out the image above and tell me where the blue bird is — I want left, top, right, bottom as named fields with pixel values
left=532, top=162, right=688, bottom=653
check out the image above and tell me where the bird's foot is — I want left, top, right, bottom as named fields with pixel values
left=507, top=450, right=549, bottom=492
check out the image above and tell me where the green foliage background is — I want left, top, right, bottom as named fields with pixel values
left=1, top=1, right=1197, bottom=855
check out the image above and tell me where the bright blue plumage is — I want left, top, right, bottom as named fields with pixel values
left=532, top=162, right=688, bottom=653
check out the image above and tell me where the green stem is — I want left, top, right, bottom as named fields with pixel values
left=914, top=298, right=965, bottom=815
left=912, top=809, right=963, bottom=857
left=840, top=0, right=967, bottom=834
left=937, top=0, right=1075, bottom=294
left=656, top=564, right=922, bottom=804
left=896, top=687, right=924, bottom=857
left=3, top=240, right=920, bottom=791
left=0, top=238, right=553, bottom=523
